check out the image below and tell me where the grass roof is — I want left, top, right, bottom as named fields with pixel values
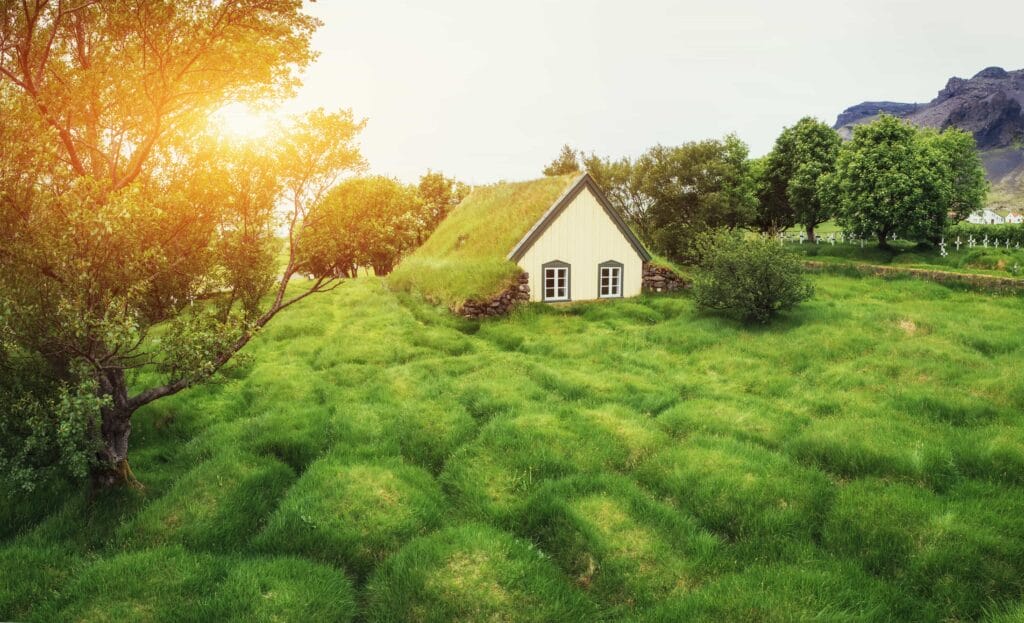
left=390, top=174, right=580, bottom=307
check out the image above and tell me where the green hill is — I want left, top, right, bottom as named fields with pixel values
left=3, top=276, right=1024, bottom=621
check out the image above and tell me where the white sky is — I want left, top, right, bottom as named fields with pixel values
left=284, top=0, right=1024, bottom=184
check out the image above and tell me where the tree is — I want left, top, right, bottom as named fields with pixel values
left=0, top=1, right=367, bottom=490
left=635, top=134, right=757, bottom=262
left=759, top=117, right=840, bottom=239
left=298, top=176, right=422, bottom=277
left=825, top=115, right=986, bottom=248
left=415, top=170, right=469, bottom=244
left=582, top=153, right=655, bottom=243
left=542, top=144, right=581, bottom=176
left=929, top=128, right=987, bottom=224
left=693, top=231, right=814, bottom=323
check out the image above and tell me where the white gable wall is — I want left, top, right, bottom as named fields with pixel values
left=516, top=186, right=644, bottom=302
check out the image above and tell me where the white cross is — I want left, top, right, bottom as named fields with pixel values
left=955, top=236, right=962, bottom=251
left=939, top=238, right=948, bottom=257
left=983, top=235, right=989, bottom=248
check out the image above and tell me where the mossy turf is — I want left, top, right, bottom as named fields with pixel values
left=4, top=274, right=1024, bottom=621
left=389, top=174, right=577, bottom=307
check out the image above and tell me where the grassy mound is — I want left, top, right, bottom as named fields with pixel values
left=119, top=452, right=296, bottom=552
left=636, top=435, right=834, bottom=546
left=35, top=547, right=356, bottom=622
left=364, top=524, right=599, bottom=622
left=440, top=409, right=654, bottom=524
left=644, top=558, right=915, bottom=622
left=823, top=479, right=1024, bottom=619
left=521, top=475, right=720, bottom=613
left=389, top=174, right=578, bottom=307
left=255, top=456, right=445, bottom=578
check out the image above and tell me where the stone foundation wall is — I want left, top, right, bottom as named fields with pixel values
left=642, top=263, right=689, bottom=293
left=458, top=272, right=531, bottom=318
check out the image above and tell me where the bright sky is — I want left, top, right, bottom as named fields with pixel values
left=284, top=0, right=1024, bottom=184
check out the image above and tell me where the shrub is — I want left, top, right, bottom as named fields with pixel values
left=693, top=232, right=813, bottom=323
left=363, top=524, right=599, bottom=622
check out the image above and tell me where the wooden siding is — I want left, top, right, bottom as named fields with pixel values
left=516, top=185, right=645, bottom=302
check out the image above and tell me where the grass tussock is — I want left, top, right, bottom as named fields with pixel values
left=363, top=524, right=599, bottom=622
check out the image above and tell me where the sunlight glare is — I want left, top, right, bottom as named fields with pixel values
left=211, top=102, right=275, bottom=140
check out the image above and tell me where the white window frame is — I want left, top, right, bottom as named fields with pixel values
left=542, top=261, right=570, bottom=302
left=598, top=261, right=623, bottom=298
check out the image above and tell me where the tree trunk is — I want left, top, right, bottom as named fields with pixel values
left=806, top=224, right=816, bottom=243
left=877, top=231, right=890, bottom=250
left=93, top=369, right=143, bottom=490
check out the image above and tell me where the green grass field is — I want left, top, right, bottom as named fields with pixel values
left=789, top=239, right=1024, bottom=280
left=3, top=274, right=1024, bottom=621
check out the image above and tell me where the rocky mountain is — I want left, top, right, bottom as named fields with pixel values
left=834, top=67, right=1024, bottom=208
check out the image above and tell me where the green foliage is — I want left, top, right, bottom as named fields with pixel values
left=758, top=117, right=840, bottom=237
left=298, top=175, right=422, bottom=277
left=826, top=115, right=988, bottom=246
left=0, top=361, right=106, bottom=491
left=416, top=170, right=470, bottom=243
left=364, top=524, right=600, bottom=622
left=0, top=2, right=367, bottom=487
left=543, top=144, right=582, bottom=176
left=693, top=232, right=814, bottom=323
left=638, top=134, right=758, bottom=262
left=583, top=151, right=655, bottom=241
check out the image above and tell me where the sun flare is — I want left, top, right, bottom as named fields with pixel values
left=211, top=102, right=276, bottom=140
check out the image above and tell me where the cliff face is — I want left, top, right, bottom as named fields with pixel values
left=834, top=67, right=1024, bottom=206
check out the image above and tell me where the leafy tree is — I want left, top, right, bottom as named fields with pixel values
left=582, top=153, right=655, bottom=242
left=298, top=176, right=422, bottom=277
left=759, top=117, right=840, bottom=240
left=825, top=115, right=986, bottom=248
left=929, top=128, right=987, bottom=224
left=416, top=171, right=469, bottom=244
left=693, top=231, right=814, bottom=323
left=635, top=134, right=757, bottom=262
left=0, top=1, right=367, bottom=490
left=542, top=144, right=581, bottom=176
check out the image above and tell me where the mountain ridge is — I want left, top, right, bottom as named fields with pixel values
left=834, top=67, right=1024, bottom=207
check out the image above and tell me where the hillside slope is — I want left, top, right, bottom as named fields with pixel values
left=835, top=66, right=1024, bottom=208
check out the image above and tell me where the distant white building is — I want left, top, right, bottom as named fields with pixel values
left=967, top=209, right=1005, bottom=225
left=1005, top=212, right=1024, bottom=224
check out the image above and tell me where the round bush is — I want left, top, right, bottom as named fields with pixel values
left=693, top=232, right=814, bottom=323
